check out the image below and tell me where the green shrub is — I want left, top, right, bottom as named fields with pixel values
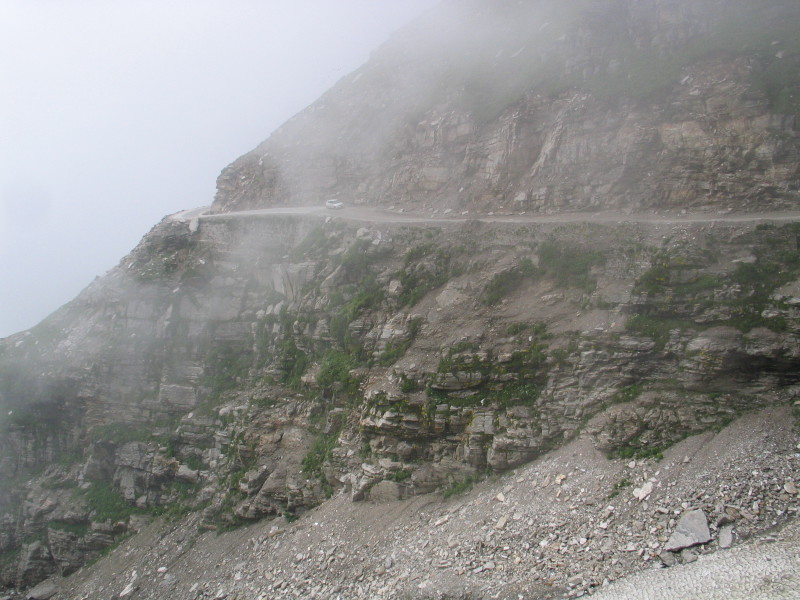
left=80, top=481, right=141, bottom=523
left=388, top=469, right=412, bottom=482
left=443, top=473, right=482, bottom=499
left=397, top=245, right=461, bottom=307
left=537, top=241, right=606, bottom=292
left=89, top=423, right=154, bottom=445
left=317, top=350, right=359, bottom=395
left=611, top=444, right=664, bottom=461
left=484, top=269, right=525, bottom=305
left=47, top=520, right=90, bottom=537
left=278, top=339, right=309, bottom=388
left=610, top=384, right=644, bottom=405
left=626, top=315, right=694, bottom=349
left=399, top=375, right=421, bottom=393
left=302, top=431, right=340, bottom=498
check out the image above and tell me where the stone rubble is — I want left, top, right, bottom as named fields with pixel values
left=44, top=406, right=800, bottom=600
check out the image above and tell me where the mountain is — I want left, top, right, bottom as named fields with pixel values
left=212, top=0, right=799, bottom=215
left=2, top=0, right=800, bottom=598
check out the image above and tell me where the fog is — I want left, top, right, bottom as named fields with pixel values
left=0, top=0, right=437, bottom=338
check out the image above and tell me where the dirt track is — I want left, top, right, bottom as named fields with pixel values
left=173, top=204, right=800, bottom=226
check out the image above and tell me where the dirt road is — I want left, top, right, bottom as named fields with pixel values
left=172, top=204, right=800, bottom=226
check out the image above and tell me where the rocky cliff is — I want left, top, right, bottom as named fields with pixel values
left=212, top=0, right=800, bottom=216
left=1, top=0, right=800, bottom=597
left=3, top=212, right=800, bottom=595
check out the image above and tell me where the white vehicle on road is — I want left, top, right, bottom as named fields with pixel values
left=325, top=199, right=344, bottom=209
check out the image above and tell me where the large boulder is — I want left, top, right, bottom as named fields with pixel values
left=665, top=509, right=712, bottom=552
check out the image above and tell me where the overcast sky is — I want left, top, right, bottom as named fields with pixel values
left=0, top=0, right=437, bottom=338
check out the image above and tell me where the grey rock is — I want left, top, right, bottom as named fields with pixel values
left=25, top=580, right=58, bottom=600
left=665, top=509, right=711, bottom=552
left=680, top=549, right=698, bottom=564
left=718, top=524, right=734, bottom=549
left=176, top=463, right=200, bottom=483
left=659, top=551, right=677, bottom=567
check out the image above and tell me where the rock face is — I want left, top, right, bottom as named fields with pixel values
left=1, top=0, right=800, bottom=595
left=3, top=214, right=800, bottom=593
left=212, top=0, right=800, bottom=216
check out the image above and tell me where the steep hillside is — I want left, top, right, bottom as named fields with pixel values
left=1, top=0, right=800, bottom=598
left=3, top=212, right=800, bottom=597
left=43, top=407, right=800, bottom=599
left=212, top=0, right=800, bottom=215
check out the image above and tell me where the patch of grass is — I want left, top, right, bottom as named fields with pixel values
left=631, top=229, right=800, bottom=336
left=610, top=384, right=644, bottom=405
left=388, top=469, right=412, bottom=483
left=202, top=343, right=252, bottom=400
left=397, top=245, right=462, bottom=307
left=443, top=473, right=483, bottom=499
left=153, top=480, right=203, bottom=521
left=338, top=238, right=375, bottom=276
left=183, top=455, right=205, bottom=471
left=302, top=431, right=340, bottom=499
left=484, top=270, right=523, bottom=305
left=210, top=492, right=248, bottom=533
left=378, top=340, right=411, bottom=367
left=278, top=338, right=309, bottom=388
left=359, top=440, right=372, bottom=458
left=330, top=276, right=384, bottom=348
left=80, top=481, right=143, bottom=523
left=610, top=443, right=664, bottom=462
left=283, top=511, right=299, bottom=523
left=290, top=225, right=334, bottom=261
left=0, top=547, right=21, bottom=568
left=89, top=423, right=156, bottom=445
left=506, top=322, right=530, bottom=336
left=626, top=314, right=694, bottom=350
left=607, top=476, right=633, bottom=499
left=43, top=477, right=79, bottom=490
left=399, top=374, right=422, bottom=394
left=317, top=350, right=360, bottom=396
left=537, top=241, right=606, bottom=292
left=437, top=350, right=491, bottom=379
left=726, top=261, right=795, bottom=333
left=47, top=520, right=90, bottom=537
left=501, top=344, right=548, bottom=381
left=489, top=382, right=543, bottom=409
left=482, top=259, right=538, bottom=306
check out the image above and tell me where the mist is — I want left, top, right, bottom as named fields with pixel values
left=0, top=0, right=437, bottom=338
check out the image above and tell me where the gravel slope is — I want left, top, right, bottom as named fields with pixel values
left=50, top=405, right=800, bottom=600
left=590, top=519, right=800, bottom=600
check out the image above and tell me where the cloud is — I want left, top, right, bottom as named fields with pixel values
left=0, top=0, right=437, bottom=337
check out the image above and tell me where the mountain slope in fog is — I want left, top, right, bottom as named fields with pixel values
left=212, top=0, right=800, bottom=215
left=2, top=0, right=800, bottom=596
